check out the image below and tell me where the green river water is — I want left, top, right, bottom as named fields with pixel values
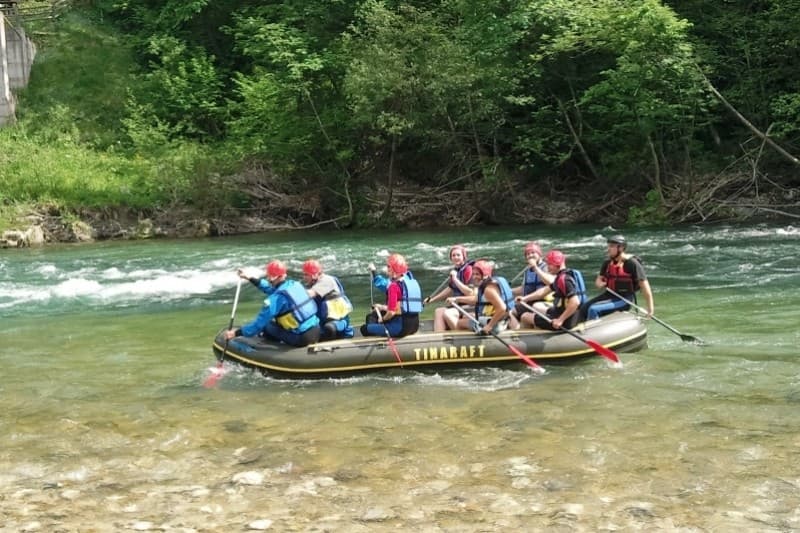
left=1, top=224, right=799, bottom=532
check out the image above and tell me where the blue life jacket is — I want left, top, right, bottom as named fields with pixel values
left=274, top=279, right=319, bottom=332
left=475, top=276, right=515, bottom=317
left=398, top=271, right=423, bottom=314
left=522, top=261, right=549, bottom=295
left=554, top=269, right=587, bottom=309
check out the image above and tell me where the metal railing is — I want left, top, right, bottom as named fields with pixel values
left=2, top=0, right=69, bottom=21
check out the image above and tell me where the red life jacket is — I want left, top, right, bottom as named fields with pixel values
left=605, top=259, right=638, bottom=295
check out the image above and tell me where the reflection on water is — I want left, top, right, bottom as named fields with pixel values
left=2, top=224, right=800, bottom=530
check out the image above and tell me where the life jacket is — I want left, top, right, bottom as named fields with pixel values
left=274, top=279, right=319, bottom=332
left=397, top=271, right=423, bottom=314
left=475, top=276, right=515, bottom=318
left=522, top=261, right=548, bottom=295
left=554, top=269, right=587, bottom=309
left=449, top=260, right=475, bottom=297
left=316, top=275, right=353, bottom=321
left=604, top=255, right=641, bottom=296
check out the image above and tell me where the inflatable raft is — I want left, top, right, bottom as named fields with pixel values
left=210, top=311, right=647, bottom=379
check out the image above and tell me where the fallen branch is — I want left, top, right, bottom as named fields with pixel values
left=697, top=64, right=800, bottom=167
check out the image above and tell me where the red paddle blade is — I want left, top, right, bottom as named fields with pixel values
left=202, top=361, right=225, bottom=388
left=585, top=339, right=622, bottom=366
left=386, top=336, right=403, bottom=367
left=507, top=344, right=545, bottom=375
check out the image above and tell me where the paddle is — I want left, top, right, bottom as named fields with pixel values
left=375, top=309, right=404, bottom=368
left=425, top=276, right=451, bottom=304
left=509, top=266, right=529, bottom=284
left=450, top=302, right=545, bottom=374
left=203, top=277, right=243, bottom=388
left=426, top=259, right=476, bottom=303
left=605, top=288, right=706, bottom=345
left=368, top=267, right=403, bottom=367
left=517, top=301, right=621, bottom=366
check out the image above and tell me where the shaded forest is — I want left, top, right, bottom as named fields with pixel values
left=3, top=0, right=800, bottom=241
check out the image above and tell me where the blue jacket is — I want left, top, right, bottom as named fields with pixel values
left=241, top=279, right=319, bottom=336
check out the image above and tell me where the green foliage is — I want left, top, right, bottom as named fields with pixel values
left=2, top=9, right=233, bottom=211
left=5, top=0, right=799, bottom=229
left=770, top=93, right=800, bottom=139
left=667, top=0, right=800, bottom=151
left=15, top=11, right=135, bottom=149
left=627, top=189, right=667, bottom=226
left=128, top=35, right=225, bottom=139
left=0, top=122, right=157, bottom=208
left=510, top=0, right=712, bottom=184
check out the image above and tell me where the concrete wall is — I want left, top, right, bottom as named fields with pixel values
left=1, top=10, right=36, bottom=126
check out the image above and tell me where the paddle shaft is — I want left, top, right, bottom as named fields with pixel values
left=370, top=271, right=403, bottom=366
left=450, top=302, right=544, bottom=373
left=426, top=276, right=451, bottom=301
left=517, top=301, right=621, bottom=364
left=204, top=278, right=243, bottom=388
left=604, top=288, right=704, bottom=344
left=510, top=266, right=528, bottom=284
left=377, top=314, right=403, bottom=367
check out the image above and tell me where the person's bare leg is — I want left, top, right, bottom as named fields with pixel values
left=433, top=307, right=447, bottom=332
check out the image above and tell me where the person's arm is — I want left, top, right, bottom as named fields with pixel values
left=552, top=295, right=580, bottom=329
left=480, top=285, right=507, bottom=334
left=595, top=260, right=609, bottom=289
left=448, top=290, right=478, bottom=307
left=372, top=273, right=390, bottom=293
left=638, top=279, right=655, bottom=316
left=529, top=259, right=555, bottom=286
left=227, top=295, right=277, bottom=338
left=518, top=285, right=551, bottom=304
left=237, top=268, right=273, bottom=294
left=308, top=277, right=335, bottom=299
left=450, top=267, right=474, bottom=297
left=426, top=286, right=452, bottom=304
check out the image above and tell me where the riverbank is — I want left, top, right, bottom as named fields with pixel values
left=2, top=176, right=798, bottom=247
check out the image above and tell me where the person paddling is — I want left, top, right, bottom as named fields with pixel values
left=424, top=244, right=475, bottom=332
left=302, top=259, right=355, bottom=340
left=516, top=250, right=586, bottom=331
left=361, top=253, right=422, bottom=338
left=508, top=241, right=554, bottom=329
left=581, top=235, right=654, bottom=320
left=445, top=260, right=514, bottom=335
left=225, top=260, right=321, bottom=347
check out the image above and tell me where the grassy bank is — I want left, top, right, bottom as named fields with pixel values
left=1, top=9, right=231, bottom=232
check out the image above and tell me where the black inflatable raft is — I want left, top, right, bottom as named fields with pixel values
left=210, top=311, right=647, bottom=379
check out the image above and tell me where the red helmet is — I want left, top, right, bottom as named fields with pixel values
left=449, top=244, right=467, bottom=262
left=266, top=260, right=287, bottom=279
left=545, top=250, right=565, bottom=267
left=472, top=259, right=493, bottom=278
left=302, top=259, right=323, bottom=276
left=386, top=253, right=408, bottom=276
left=523, top=241, right=542, bottom=258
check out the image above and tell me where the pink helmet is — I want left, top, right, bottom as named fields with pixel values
left=472, top=259, right=493, bottom=278
left=523, top=241, right=542, bottom=258
left=302, top=259, right=323, bottom=276
left=386, top=253, right=408, bottom=276
left=545, top=250, right=565, bottom=267
left=266, top=260, right=287, bottom=279
left=449, top=244, right=468, bottom=261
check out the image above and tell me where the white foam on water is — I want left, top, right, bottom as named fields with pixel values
left=1, top=267, right=242, bottom=311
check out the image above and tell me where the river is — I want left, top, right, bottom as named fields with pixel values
left=1, top=224, right=799, bottom=531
